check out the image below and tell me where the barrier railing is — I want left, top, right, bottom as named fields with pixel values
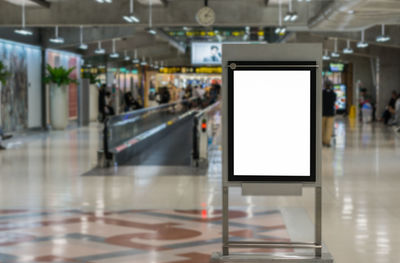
left=192, top=101, right=221, bottom=167
left=98, top=99, right=196, bottom=167
left=97, top=99, right=221, bottom=168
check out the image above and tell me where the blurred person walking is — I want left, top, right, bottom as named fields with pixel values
left=322, top=81, right=337, bottom=147
left=381, top=91, right=397, bottom=125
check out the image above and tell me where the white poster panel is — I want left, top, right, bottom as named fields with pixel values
left=234, top=70, right=310, bottom=177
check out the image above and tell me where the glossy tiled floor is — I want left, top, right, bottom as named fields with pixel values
left=0, top=119, right=400, bottom=262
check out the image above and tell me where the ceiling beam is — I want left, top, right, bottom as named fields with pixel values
left=30, top=0, right=50, bottom=8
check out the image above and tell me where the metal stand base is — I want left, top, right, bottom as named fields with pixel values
left=211, top=252, right=334, bottom=263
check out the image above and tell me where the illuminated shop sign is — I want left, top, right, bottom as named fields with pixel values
left=329, top=63, right=345, bottom=72
left=159, top=66, right=222, bottom=74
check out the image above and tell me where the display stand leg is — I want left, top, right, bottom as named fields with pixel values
left=222, top=186, right=229, bottom=256
left=315, top=186, right=322, bottom=257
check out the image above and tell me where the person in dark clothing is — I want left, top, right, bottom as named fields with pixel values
left=0, top=127, right=12, bottom=150
left=99, top=84, right=107, bottom=121
left=104, top=91, right=115, bottom=116
left=381, top=91, right=397, bottom=125
left=322, top=81, right=337, bottom=147
left=157, top=87, right=171, bottom=104
left=124, top=92, right=143, bottom=112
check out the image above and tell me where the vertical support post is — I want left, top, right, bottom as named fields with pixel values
left=315, top=186, right=322, bottom=257
left=41, top=48, right=48, bottom=130
left=375, top=57, right=380, bottom=120
left=222, top=185, right=229, bottom=256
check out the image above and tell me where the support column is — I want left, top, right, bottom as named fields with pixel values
left=222, top=185, right=229, bottom=256
left=315, top=186, right=322, bottom=257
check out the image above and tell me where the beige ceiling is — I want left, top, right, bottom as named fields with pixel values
left=3, top=0, right=39, bottom=6
left=310, top=0, right=400, bottom=31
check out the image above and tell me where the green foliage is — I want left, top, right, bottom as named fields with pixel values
left=83, top=72, right=100, bottom=85
left=44, top=64, right=77, bottom=86
left=0, top=61, right=10, bottom=86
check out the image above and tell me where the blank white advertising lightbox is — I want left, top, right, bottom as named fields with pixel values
left=229, top=64, right=316, bottom=182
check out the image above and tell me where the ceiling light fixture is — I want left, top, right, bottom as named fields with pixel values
left=284, top=0, right=298, bottom=22
left=49, top=25, right=65, bottom=44
left=160, top=61, right=164, bottom=70
left=275, top=0, right=287, bottom=36
left=154, top=61, right=159, bottom=69
left=78, top=25, right=88, bottom=50
left=95, top=41, right=105, bottom=54
left=110, top=39, right=119, bottom=58
left=132, top=49, right=140, bottom=64
left=331, top=38, right=340, bottom=57
left=376, top=24, right=390, bottom=42
left=147, top=0, right=157, bottom=35
left=140, top=56, right=147, bottom=66
left=14, top=0, right=33, bottom=36
left=343, top=39, right=353, bottom=54
left=357, top=29, right=368, bottom=48
left=95, top=0, right=112, bottom=3
left=322, top=49, right=330, bottom=60
left=124, top=50, right=130, bottom=61
left=123, top=0, right=140, bottom=23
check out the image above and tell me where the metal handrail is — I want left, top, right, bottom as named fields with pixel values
left=107, top=98, right=196, bottom=127
left=102, top=98, right=196, bottom=161
left=192, top=101, right=221, bottom=165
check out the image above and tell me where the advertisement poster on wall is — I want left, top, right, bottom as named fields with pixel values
left=192, top=42, right=222, bottom=65
left=0, top=39, right=42, bottom=132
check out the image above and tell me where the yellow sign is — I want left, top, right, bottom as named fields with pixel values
left=159, top=67, right=222, bottom=74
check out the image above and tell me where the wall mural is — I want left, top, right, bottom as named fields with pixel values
left=0, top=42, right=28, bottom=132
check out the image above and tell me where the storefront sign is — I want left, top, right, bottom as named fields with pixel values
left=159, top=66, right=222, bottom=74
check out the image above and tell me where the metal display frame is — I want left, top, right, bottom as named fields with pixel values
left=227, top=61, right=317, bottom=183
left=220, top=44, right=324, bottom=261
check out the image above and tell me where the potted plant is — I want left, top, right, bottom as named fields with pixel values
left=0, top=61, right=10, bottom=129
left=87, top=72, right=100, bottom=122
left=44, top=64, right=76, bottom=130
